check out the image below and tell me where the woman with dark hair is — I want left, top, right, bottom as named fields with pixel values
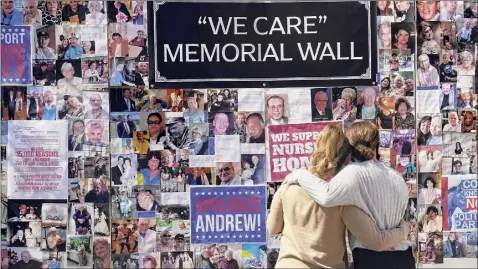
left=268, top=124, right=410, bottom=268
left=392, top=23, right=412, bottom=50
left=380, top=77, right=392, bottom=95
left=283, top=121, right=414, bottom=269
left=418, top=177, right=441, bottom=204
left=42, top=0, right=62, bottom=25
left=394, top=98, right=415, bottom=129
left=417, top=116, right=432, bottom=145
left=455, top=141, right=463, bottom=155
left=377, top=0, right=392, bottom=16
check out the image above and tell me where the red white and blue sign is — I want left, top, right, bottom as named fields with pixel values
left=1, top=26, right=32, bottom=85
left=190, top=186, right=267, bottom=244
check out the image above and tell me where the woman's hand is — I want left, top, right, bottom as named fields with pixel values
left=282, top=170, right=301, bottom=185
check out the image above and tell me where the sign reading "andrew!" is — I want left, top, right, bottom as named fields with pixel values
left=152, top=1, right=377, bottom=86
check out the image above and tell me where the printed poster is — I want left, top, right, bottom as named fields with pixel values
left=442, top=175, right=477, bottom=232
left=267, top=121, right=342, bottom=181
left=7, top=121, right=68, bottom=199
left=1, top=26, right=32, bottom=85
left=190, top=186, right=267, bottom=244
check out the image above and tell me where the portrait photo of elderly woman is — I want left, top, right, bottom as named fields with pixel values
left=57, top=61, right=82, bottom=96
left=332, top=87, right=357, bottom=121
left=356, top=86, right=377, bottom=120
left=456, top=50, right=476, bottom=75
left=86, top=0, right=106, bottom=25
left=394, top=97, right=415, bottom=129
left=377, top=19, right=392, bottom=50
left=42, top=0, right=62, bottom=25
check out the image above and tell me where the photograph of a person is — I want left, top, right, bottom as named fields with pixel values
left=440, top=1, right=464, bottom=21
left=418, top=22, right=441, bottom=55
left=417, top=0, right=440, bottom=22
left=240, top=154, right=265, bottom=185
left=265, top=94, right=289, bottom=125
left=42, top=226, right=66, bottom=252
left=310, top=88, right=332, bottom=121
left=33, top=60, right=56, bottom=86
left=83, top=91, right=109, bottom=120
left=207, top=89, right=238, bottom=112
left=134, top=186, right=161, bottom=218
left=56, top=60, right=83, bottom=96
left=127, top=24, right=148, bottom=58
left=35, top=27, right=56, bottom=60
left=66, top=235, right=92, bottom=267
left=107, top=0, right=132, bottom=23
left=377, top=18, right=392, bottom=50
left=110, top=88, right=137, bottom=112
left=85, top=0, right=106, bottom=25
left=2, top=87, right=27, bottom=120
left=61, top=0, right=87, bottom=24
left=57, top=94, right=84, bottom=120
left=391, top=22, right=415, bottom=51
left=81, top=57, right=108, bottom=84
left=183, top=90, right=207, bottom=123
left=418, top=205, right=443, bottom=233
left=332, top=87, right=357, bottom=122
left=208, top=112, right=236, bottom=136
left=188, top=123, right=209, bottom=155
left=8, top=221, right=41, bottom=248
left=111, top=186, right=136, bottom=220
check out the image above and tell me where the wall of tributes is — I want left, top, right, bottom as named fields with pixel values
left=0, top=1, right=477, bottom=269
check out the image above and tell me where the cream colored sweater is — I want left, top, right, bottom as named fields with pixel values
left=267, top=184, right=409, bottom=268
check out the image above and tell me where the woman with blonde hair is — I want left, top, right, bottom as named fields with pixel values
left=284, top=121, right=414, bottom=269
left=268, top=124, right=410, bottom=268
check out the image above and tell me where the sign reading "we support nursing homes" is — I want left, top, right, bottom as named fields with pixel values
left=150, top=1, right=377, bottom=87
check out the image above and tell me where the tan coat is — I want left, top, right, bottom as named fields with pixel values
left=267, top=184, right=408, bottom=268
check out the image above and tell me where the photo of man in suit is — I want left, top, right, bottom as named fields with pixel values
left=4, top=89, right=16, bottom=120
left=311, top=90, right=333, bottom=121
left=117, top=116, right=133, bottom=138
left=265, top=95, right=288, bottom=125
left=111, top=155, right=124, bottom=185
left=68, top=119, right=85, bottom=151
left=112, top=88, right=136, bottom=112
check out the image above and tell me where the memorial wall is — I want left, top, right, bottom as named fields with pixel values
left=0, top=0, right=477, bottom=268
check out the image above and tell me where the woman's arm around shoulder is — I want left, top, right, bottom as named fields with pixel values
left=297, top=165, right=361, bottom=207
left=266, top=185, right=287, bottom=235
left=341, top=205, right=409, bottom=251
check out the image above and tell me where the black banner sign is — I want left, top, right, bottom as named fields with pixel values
left=150, top=1, right=377, bottom=87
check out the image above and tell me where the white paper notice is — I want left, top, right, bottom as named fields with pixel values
left=416, top=87, right=440, bottom=114
left=189, top=155, right=216, bottom=167
left=7, top=121, right=68, bottom=199
left=215, top=135, right=240, bottom=162
left=266, top=88, right=312, bottom=123
left=238, top=89, right=265, bottom=111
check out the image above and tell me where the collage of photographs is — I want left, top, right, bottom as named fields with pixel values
left=0, top=1, right=477, bottom=269
left=374, top=0, right=478, bottom=267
